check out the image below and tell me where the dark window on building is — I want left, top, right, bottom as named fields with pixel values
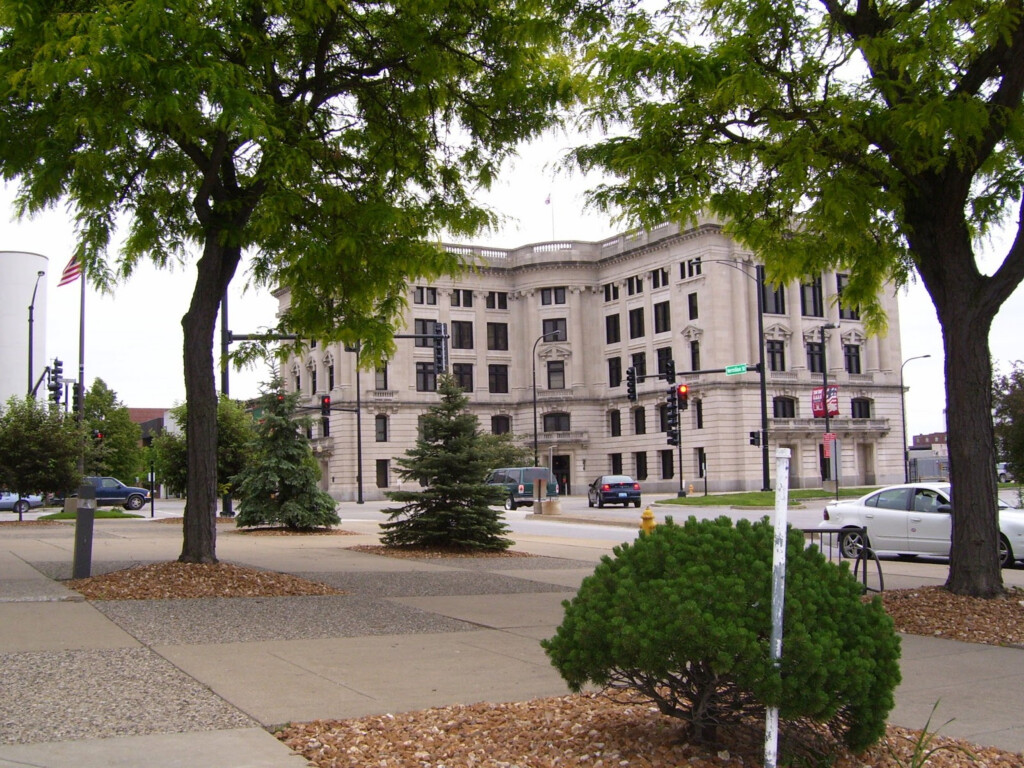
left=688, top=292, right=698, bottom=320
left=605, top=314, right=621, bottom=344
left=660, top=449, right=675, bottom=479
left=414, top=318, right=437, bottom=347
left=608, top=357, right=622, bottom=388
left=413, top=286, right=437, bottom=305
left=654, top=301, right=671, bottom=333
left=696, top=447, right=706, bottom=478
left=807, top=341, right=825, bottom=373
left=375, top=365, right=388, bottom=390
left=542, top=317, right=567, bottom=341
left=633, top=406, right=646, bottom=435
left=375, top=414, right=388, bottom=442
left=376, top=459, right=390, bottom=488
left=544, top=412, right=571, bottom=432
left=327, top=363, right=335, bottom=391
left=650, top=267, right=669, bottom=289
left=452, top=363, right=474, bottom=391
left=800, top=278, right=824, bottom=317
left=767, top=340, right=786, bottom=372
left=631, top=352, right=647, bottom=378
left=844, top=344, right=862, bottom=374
left=451, top=320, right=474, bottom=349
left=547, top=360, right=565, bottom=389
left=416, top=361, right=437, bottom=392
left=628, top=307, right=645, bottom=338
left=488, top=364, right=509, bottom=394
left=487, top=322, right=508, bottom=351
left=293, top=371, right=301, bottom=393
left=851, top=397, right=872, bottom=418
left=541, top=286, right=567, bottom=305
left=682, top=257, right=702, bottom=278
left=837, top=274, right=860, bottom=320
left=451, top=289, right=473, bottom=307
left=604, top=283, right=620, bottom=302
left=773, top=396, right=796, bottom=418
left=634, top=451, right=648, bottom=481
left=658, top=403, right=670, bottom=432
left=491, top=415, right=511, bottom=434
left=486, top=291, right=508, bottom=310
left=762, top=283, right=786, bottom=314
left=656, top=347, right=673, bottom=376
left=310, top=367, right=317, bottom=394
left=627, top=275, right=644, bottom=295
left=695, top=399, right=703, bottom=429
left=690, top=340, right=701, bottom=371
left=610, top=409, right=621, bottom=437
left=610, top=453, right=623, bottom=474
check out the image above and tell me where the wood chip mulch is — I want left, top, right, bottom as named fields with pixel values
left=879, top=585, right=1024, bottom=647
left=65, top=562, right=344, bottom=600
left=0, top=520, right=66, bottom=526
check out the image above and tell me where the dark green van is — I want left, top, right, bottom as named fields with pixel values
left=485, top=467, right=559, bottom=510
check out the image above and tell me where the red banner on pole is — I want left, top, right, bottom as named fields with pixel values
left=811, top=386, right=840, bottom=418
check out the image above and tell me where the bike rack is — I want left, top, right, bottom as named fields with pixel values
left=802, top=527, right=884, bottom=593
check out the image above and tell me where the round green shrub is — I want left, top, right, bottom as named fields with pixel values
left=541, top=516, right=901, bottom=752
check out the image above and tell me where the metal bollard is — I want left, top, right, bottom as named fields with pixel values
left=72, top=483, right=96, bottom=579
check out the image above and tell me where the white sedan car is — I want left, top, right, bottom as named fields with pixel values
left=821, top=482, right=1024, bottom=567
left=0, top=492, right=44, bottom=515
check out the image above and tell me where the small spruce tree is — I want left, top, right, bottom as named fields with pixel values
left=233, top=386, right=339, bottom=530
left=380, top=375, right=510, bottom=550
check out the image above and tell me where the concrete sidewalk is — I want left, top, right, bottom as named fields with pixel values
left=1, top=513, right=1022, bottom=767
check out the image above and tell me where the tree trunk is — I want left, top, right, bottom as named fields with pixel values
left=178, top=236, right=241, bottom=563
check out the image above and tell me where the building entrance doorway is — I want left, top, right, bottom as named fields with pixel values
left=552, top=454, right=571, bottom=495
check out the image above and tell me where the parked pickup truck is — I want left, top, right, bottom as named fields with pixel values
left=83, top=476, right=151, bottom=510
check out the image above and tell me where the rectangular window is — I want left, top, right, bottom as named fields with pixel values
left=414, top=318, right=437, bottom=347
left=603, top=283, right=620, bottom=302
left=634, top=451, right=648, bottom=481
left=695, top=399, right=703, bottom=429
left=844, top=344, right=862, bottom=374
left=485, top=291, right=508, bottom=310
left=491, top=415, right=511, bottom=434
left=488, top=364, right=509, bottom=394
left=375, top=414, right=388, bottom=442
left=626, top=275, right=644, bottom=295
left=660, top=449, right=675, bottom=480
left=608, top=357, right=622, bottom=388
left=763, top=283, right=786, bottom=315
left=451, top=289, right=473, bottom=307
left=327, top=364, right=335, bottom=391
left=658, top=403, right=670, bottom=432
left=633, top=406, right=646, bottom=435
left=851, top=398, right=872, bottom=418
left=413, top=286, right=437, bottom=305
left=631, top=352, right=647, bottom=378
left=688, top=292, right=698, bottom=320
left=610, top=453, right=623, bottom=475
left=654, top=301, right=671, bottom=334
left=696, top=447, right=706, bottom=478
left=650, top=267, right=669, bottom=289
left=690, top=340, right=701, bottom=371
left=375, top=365, right=388, bottom=391
left=656, top=347, right=673, bottom=376
left=605, top=314, right=621, bottom=344
left=609, top=409, right=621, bottom=437
left=837, top=274, right=860, bottom=320
left=800, top=278, right=824, bottom=317
left=376, top=459, right=390, bottom=488
left=686, top=258, right=702, bottom=278
left=486, top=322, right=509, bottom=351
left=294, top=371, right=301, bottom=392
left=628, top=307, right=645, bottom=339
left=547, top=360, right=565, bottom=390
left=543, top=412, right=570, bottom=432
left=310, top=368, right=317, bottom=394
left=767, top=340, right=786, bottom=372
left=541, top=286, right=567, bottom=305
left=452, top=362, right=474, bottom=391
left=807, top=341, right=824, bottom=374
left=451, top=320, right=474, bottom=349
left=542, top=317, right=567, bottom=341
left=774, top=397, right=796, bottom=418
left=416, top=361, right=437, bottom=392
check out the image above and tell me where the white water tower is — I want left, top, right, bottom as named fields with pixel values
left=0, top=251, right=49, bottom=404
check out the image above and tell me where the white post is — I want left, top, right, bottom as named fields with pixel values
left=764, top=447, right=792, bottom=768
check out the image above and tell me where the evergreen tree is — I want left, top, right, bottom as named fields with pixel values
left=233, top=387, right=339, bottom=531
left=381, top=375, right=511, bottom=551
left=83, top=379, right=143, bottom=482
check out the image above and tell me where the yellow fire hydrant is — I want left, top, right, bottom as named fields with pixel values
left=640, top=507, right=657, bottom=535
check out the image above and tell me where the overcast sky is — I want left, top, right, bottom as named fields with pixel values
left=4, top=134, right=1022, bottom=442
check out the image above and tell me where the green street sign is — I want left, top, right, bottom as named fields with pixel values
left=725, top=364, right=748, bottom=376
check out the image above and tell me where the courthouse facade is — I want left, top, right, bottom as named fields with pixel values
left=278, top=218, right=905, bottom=501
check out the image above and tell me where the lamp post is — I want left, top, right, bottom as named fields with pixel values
left=27, top=270, right=45, bottom=395
left=819, top=323, right=839, bottom=489
left=344, top=343, right=364, bottom=504
left=532, top=330, right=562, bottom=467
left=900, top=354, right=931, bottom=483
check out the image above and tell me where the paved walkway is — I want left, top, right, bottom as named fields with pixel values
left=1, top=507, right=1023, bottom=767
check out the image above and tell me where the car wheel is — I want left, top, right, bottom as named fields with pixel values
left=504, top=496, right=516, bottom=511
left=999, top=535, right=1013, bottom=568
left=13, top=500, right=29, bottom=515
left=1000, top=473, right=1008, bottom=483
left=634, top=500, right=641, bottom=508
left=597, top=497, right=605, bottom=509
left=839, top=529, right=870, bottom=559
left=587, top=496, right=594, bottom=508
left=125, top=495, right=145, bottom=511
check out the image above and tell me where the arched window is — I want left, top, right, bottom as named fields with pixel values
left=491, top=415, right=511, bottom=435
left=773, top=396, right=796, bottom=418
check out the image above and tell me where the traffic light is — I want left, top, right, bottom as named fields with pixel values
left=72, top=383, right=82, bottom=414
left=92, top=429, right=104, bottom=441
left=666, top=385, right=680, bottom=446
left=676, top=383, right=689, bottom=410
left=749, top=430, right=761, bottom=446
left=320, top=394, right=331, bottom=416
left=433, top=322, right=448, bottom=374
left=664, top=359, right=675, bottom=382
left=48, top=358, right=63, bottom=404
left=626, top=367, right=637, bottom=401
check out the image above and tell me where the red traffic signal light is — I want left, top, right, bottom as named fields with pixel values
left=320, top=394, right=331, bottom=416
left=676, top=383, right=689, bottom=410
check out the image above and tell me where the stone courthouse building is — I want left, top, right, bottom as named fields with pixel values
left=277, top=218, right=905, bottom=501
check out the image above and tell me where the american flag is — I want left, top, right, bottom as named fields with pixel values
left=57, top=255, right=82, bottom=287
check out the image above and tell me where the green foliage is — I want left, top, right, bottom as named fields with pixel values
left=233, top=387, right=339, bottom=530
left=542, top=517, right=901, bottom=753
left=380, top=375, right=511, bottom=550
left=82, top=379, right=144, bottom=483
left=476, top=432, right=534, bottom=473
left=0, top=396, right=82, bottom=513
left=994, top=362, right=1024, bottom=482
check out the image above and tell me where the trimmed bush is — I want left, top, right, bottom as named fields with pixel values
left=541, top=516, right=901, bottom=752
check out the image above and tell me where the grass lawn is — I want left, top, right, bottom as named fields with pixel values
left=657, top=487, right=875, bottom=507
left=40, top=509, right=144, bottom=520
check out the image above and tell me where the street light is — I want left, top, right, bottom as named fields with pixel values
left=27, top=270, right=45, bottom=395
left=532, top=330, right=562, bottom=467
left=819, top=323, right=839, bottom=439
left=901, top=354, right=932, bottom=483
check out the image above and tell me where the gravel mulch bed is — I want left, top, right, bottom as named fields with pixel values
left=879, top=585, right=1024, bottom=646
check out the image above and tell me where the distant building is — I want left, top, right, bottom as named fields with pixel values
left=127, top=407, right=173, bottom=446
left=277, top=220, right=907, bottom=501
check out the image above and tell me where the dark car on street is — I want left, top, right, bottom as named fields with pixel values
left=587, top=475, right=642, bottom=508
left=84, top=476, right=151, bottom=510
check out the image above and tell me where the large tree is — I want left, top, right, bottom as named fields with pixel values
left=994, top=362, right=1024, bottom=485
left=83, top=379, right=144, bottom=483
left=0, top=0, right=606, bottom=562
left=570, top=0, right=1024, bottom=596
